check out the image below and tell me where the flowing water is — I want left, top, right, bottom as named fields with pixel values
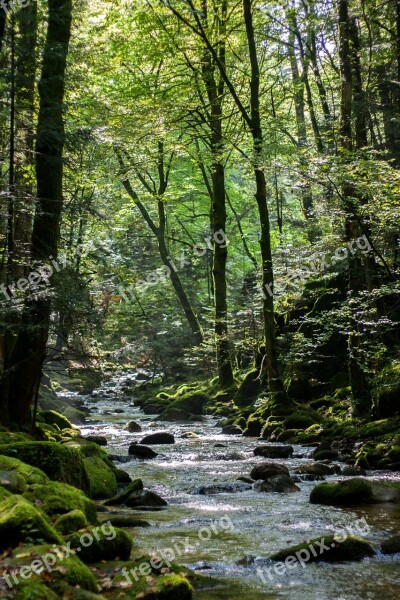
left=65, top=372, right=400, bottom=599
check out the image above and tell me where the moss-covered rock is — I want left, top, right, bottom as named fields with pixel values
left=283, top=411, right=317, bottom=430
left=0, top=486, right=11, bottom=502
left=5, top=581, right=60, bottom=599
left=294, top=463, right=335, bottom=476
left=270, top=534, right=375, bottom=562
left=250, top=462, right=289, bottom=481
left=0, top=469, right=27, bottom=494
left=310, top=478, right=400, bottom=505
left=0, top=496, right=63, bottom=550
left=4, top=543, right=98, bottom=592
left=104, top=479, right=144, bottom=506
left=39, top=410, right=73, bottom=430
left=0, top=442, right=90, bottom=493
left=63, top=438, right=107, bottom=458
left=54, top=509, right=88, bottom=534
left=0, top=455, right=48, bottom=486
left=313, top=449, right=339, bottom=461
left=254, top=475, right=300, bottom=493
left=83, top=456, right=118, bottom=500
left=67, top=524, right=132, bottom=562
left=23, top=481, right=97, bottom=523
left=90, top=558, right=193, bottom=599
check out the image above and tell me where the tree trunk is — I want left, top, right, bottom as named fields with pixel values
left=201, top=0, right=233, bottom=386
left=338, top=0, right=371, bottom=416
left=4, top=0, right=72, bottom=424
left=115, top=146, right=204, bottom=346
left=243, top=0, right=287, bottom=403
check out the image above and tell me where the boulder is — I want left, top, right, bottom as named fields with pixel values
left=5, top=543, right=98, bottom=592
left=85, top=435, right=108, bottom=446
left=99, top=514, right=151, bottom=528
left=0, top=469, right=27, bottom=494
left=54, top=509, right=88, bottom=534
left=158, top=408, right=194, bottom=421
left=68, top=525, right=132, bottom=562
left=140, top=432, right=175, bottom=445
left=195, top=483, right=252, bottom=495
left=294, top=463, right=335, bottom=476
left=83, top=456, right=118, bottom=500
left=0, top=442, right=90, bottom=493
left=0, top=496, right=62, bottom=551
left=313, top=449, right=339, bottom=461
left=124, top=490, right=168, bottom=508
left=23, top=481, right=97, bottom=523
left=310, top=478, right=400, bottom=505
left=270, top=534, right=375, bottom=563
left=341, top=465, right=367, bottom=476
left=222, top=424, right=242, bottom=435
left=250, top=462, right=289, bottom=481
left=128, top=444, right=158, bottom=459
left=0, top=456, right=49, bottom=494
left=104, top=479, right=144, bottom=506
left=254, top=475, right=300, bottom=493
left=124, top=421, right=142, bottom=432
left=114, top=468, right=132, bottom=483
left=39, top=410, right=73, bottom=430
left=381, top=534, right=400, bottom=554
left=108, top=454, right=132, bottom=463
left=254, top=444, right=293, bottom=459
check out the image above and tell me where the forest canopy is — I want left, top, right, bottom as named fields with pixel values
left=0, top=0, right=400, bottom=424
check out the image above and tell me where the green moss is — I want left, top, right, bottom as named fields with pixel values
left=39, top=410, right=73, bottom=430
left=270, top=534, right=374, bottom=562
left=54, top=509, right=88, bottom=534
left=23, top=481, right=97, bottom=523
left=310, top=478, right=400, bottom=505
left=283, top=411, right=317, bottom=430
left=0, top=442, right=90, bottom=493
left=104, top=478, right=143, bottom=506
left=83, top=456, right=117, bottom=500
left=7, top=543, right=98, bottom=592
left=96, top=558, right=193, bottom=599
left=0, top=486, right=11, bottom=502
left=0, top=496, right=63, bottom=550
left=11, top=581, right=60, bottom=599
left=68, top=525, right=132, bottom=562
left=64, top=438, right=107, bottom=458
left=0, top=455, right=48, bottom=486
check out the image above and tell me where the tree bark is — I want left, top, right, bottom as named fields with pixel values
left=201, top=0, right=233, bottom=386
left=4, top=0, right=72, bottom=424
left=338, top=0, right=371, bottom=416
left=243, top=0, right=286, bottom=402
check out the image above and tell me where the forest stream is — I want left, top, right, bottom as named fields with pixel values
left=65, top=372, right=400, bottom=600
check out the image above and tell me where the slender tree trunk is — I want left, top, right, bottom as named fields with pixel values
left=338, top=0, right=371, bottom=416
left=243, top=0, right=286, bottom=403
left=201, top=0, right=233, bottom=386
left=14, top=3, right=38, bottom=277
left=4, top=0, right=72, bottom=424
left=115, top=146, right=204, bottom=346
left=287, top=18, right=317, bottom=241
